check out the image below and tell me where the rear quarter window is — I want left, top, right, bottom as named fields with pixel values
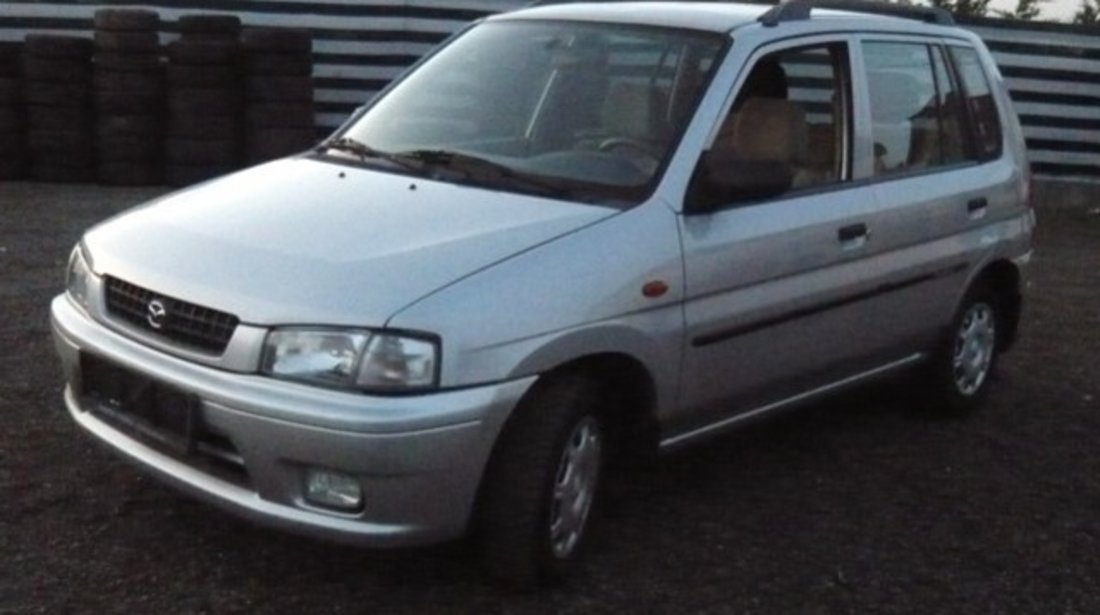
left=949, top=46, right=1003, bottom=161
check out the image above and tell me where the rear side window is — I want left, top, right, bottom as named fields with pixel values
left=861, top=41, right=968, bottom=176
left=949, top=46, right=1003, bottom=160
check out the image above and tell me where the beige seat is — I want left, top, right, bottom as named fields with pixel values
left=728, top=97, right=808, bottom=190
left=601, top=80, right=666, bottom=143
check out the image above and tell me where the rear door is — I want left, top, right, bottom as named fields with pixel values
left=856, top=36, right=1019, bottom=352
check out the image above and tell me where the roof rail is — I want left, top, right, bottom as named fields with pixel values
left=759, top=0, right=955, bottom=27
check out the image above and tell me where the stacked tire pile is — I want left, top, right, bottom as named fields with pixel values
left=0, top=43, right=25, bottom=180
left=241, top=27, right=316, bottom=165
left=165, top=15, right=243, bottom=187
left=93, top=9, right=163, bottom=185
left=23, top=35, right=94, bottom=183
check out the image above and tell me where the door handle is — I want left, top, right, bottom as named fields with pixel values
left=837, top=223, right=869, bottom=243
left=967, top=197, right=988, bottom=213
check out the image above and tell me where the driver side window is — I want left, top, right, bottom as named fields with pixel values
left=689, top=42, right=851, bottom=209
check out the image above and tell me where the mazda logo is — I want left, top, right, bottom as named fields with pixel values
left=146, top=299, right=168, bottom=330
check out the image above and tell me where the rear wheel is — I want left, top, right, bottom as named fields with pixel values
left=478, top=373, right=605, bottom=586
left=924, top=283, right=1001, bottom=415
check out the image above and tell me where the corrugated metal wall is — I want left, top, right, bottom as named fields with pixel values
left=2, top=1, right=1097, bottom=179
left=963, top=18, right=1100, bottom=179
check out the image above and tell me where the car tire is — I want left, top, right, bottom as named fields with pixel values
left=93, top=52, right=161, bottom=73
left=245, top=76, right=313, bottom=102
left=0, top=108, right=21, bottom=132
left=169, top=95, right=239, bottom=118
left=94, top=90, right=160, bottom=115
left=25, top=35, right=93, bottom=60
left=0, top=78, right=20, bottom=105
left=0, top=42, right=22, bottom=76
left=23, top=57, right=90, bottom=82
left=167, top=40, right=238, bottom=66
left=164, top=163, right=233, bottom=187
left=165, top=137, right=239, bottom=165
left=94, top=31, right=159, bottom=54
left=93, top=70, right=162, bottom=93
left=246, top=102, right=314, bottom=129
left=94, top=9, right=160, bottom=32
left=0, top=155, right=27, bottom=180
left=241, top=28, right=312, bottom=53
left=27, top=105, right=88, bottom=132
left=168, top=112, right=239, bottom=137
left=243, top=53, right=313, bottom=76
left=478, top=373, right=605, bottom=586
left=30, top=162, right=94, bottom=183
left=178, top=15, right=242, bottom=40
left=27, top=129, right=93, bottom=156
left=247, top=127, right=315, bottom=156
left=26, top=81, right=90, bottom=106
left=97, top=161, right=160, bottom=186
left=98, top=135, right=161, bottom=161
left=167, top=65, right=236, bottom=88
left=923, top=282, right=1003, bottom=415
left=0, top=130, right=24, bottom=155
left=98, top=114, right=160, bottom=138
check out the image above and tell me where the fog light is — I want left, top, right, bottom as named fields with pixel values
left=304, top=468, right=363, bottom=511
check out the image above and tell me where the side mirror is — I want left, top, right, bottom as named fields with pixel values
left=685, top=150, right=793, bottom=214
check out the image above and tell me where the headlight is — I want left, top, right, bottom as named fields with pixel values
left=356, top=333, right=438, bottom=391
left=261, top=328, right=439, bottom=392
left=66, top=244, right=92, bottom=310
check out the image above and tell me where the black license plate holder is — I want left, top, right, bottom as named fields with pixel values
left=79, top=353, right=201, bottom=455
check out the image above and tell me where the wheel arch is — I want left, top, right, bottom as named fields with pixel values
left=965, top=258, right=1023, bottom=352
left=468, top=350, right=661, bottom=543
left=509, top=351, right=661, bottom=466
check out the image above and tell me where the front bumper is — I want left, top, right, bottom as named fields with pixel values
left=51, top=294, right=534, bottom=547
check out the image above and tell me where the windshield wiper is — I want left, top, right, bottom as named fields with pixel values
left=395, top=149, right=575, bottom=200
left=317, top=137, right=422, bottom=172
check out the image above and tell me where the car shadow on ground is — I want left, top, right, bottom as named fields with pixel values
left=130, top=373, right=940, bottom=589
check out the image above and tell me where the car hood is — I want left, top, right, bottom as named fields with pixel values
left=84, top=157, right=615, bottom=326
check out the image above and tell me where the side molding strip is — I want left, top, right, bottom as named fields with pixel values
left=659, top=353, right=925, bottom=451
left=692, top=263, right=968, bottom=348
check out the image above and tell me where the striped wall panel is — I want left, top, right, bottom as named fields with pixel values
left=2, top=1, right=1098, bottom=179
left=966, top=19, right=1100, bottom=178
left=0, top=0, right=525, bottom=130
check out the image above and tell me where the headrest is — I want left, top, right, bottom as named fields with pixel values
left=602, top=81, right=654, bottom=140
left=732, top=97, right=807, bottom=164
left=867, top=70, right=920, bottom=123
left=740, top=59, right=788, bottom=101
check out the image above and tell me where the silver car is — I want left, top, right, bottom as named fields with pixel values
left=52, top=0, right=1033, bottom=584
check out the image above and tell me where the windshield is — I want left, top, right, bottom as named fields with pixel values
left=331, top=20, right=726, bottom=205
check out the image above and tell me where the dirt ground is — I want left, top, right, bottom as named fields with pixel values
left=1, top=181, right=1098, bottom=614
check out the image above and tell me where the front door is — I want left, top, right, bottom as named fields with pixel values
left=674, top=37, right=892, bottom=437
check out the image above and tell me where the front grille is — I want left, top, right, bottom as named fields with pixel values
left=104, top=276, right=239, bottom=354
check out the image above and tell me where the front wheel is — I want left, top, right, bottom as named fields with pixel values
left=477, top=374, right=605, bottom=586
left=924, top=283, right=1001, bottom=415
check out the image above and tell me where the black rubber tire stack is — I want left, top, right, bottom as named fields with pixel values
left=164, top=14, right=243, bottom=187
left=93, top=9, right=163, bottom=186
left=240, top=27, right=316, bottom=165
left=0, top=42, right=26, bottom=180
left=22, top=35, right=94, bottom=183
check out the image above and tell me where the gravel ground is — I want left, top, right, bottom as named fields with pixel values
left=1, top=181, right=1098, bottom=613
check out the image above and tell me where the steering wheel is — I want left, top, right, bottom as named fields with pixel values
left=597, top=137, right=660, bottom=158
